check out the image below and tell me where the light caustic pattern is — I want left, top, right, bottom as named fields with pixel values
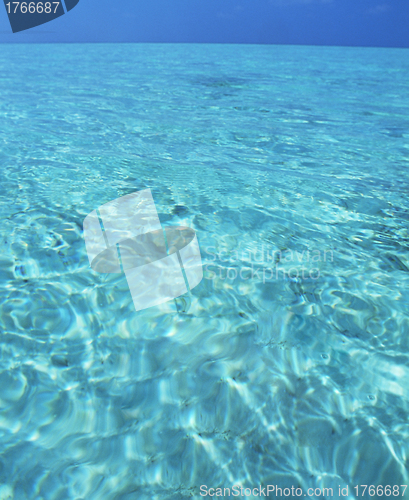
left=83, top=189, right=203, bottom=312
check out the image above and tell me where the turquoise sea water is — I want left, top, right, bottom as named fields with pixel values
left=0, top=43, right=409, bottom=499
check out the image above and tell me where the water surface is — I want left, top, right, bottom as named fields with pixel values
left=0, top=43, right=409, bottom=499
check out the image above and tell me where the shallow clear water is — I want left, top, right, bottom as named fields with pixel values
left=0, top=43, right=409, bottom=499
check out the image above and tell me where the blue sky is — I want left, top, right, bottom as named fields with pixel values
left=0, top=0, right=408, bottom=47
